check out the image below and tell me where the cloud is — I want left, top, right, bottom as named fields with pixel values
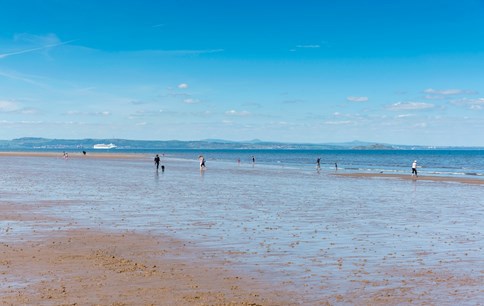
left=424, top=95, right=446, bottom=100
left=0, top=35, right=76, bottom=59
left=134, top=49, right=224, bottom=57
left=0, top=100, right=19, bottom=112
left=225, top=110, right=250, bottom=116
left=18, top=108, right=38, bottom=115
left=396, top=114, right=415, bottom=118
left=423, top=88, right=477, bottom=95
left=451, top=98, right=484, bottom=110
left=0, top=120, right=43, bottom=125
left=323, top=120, right=354, bottom=125
left=290, top=44, right=322, bottom=51
left=65, top=110, right=111, bottom=116
left=129, top=109, right=165, bottom=117
left=177, top=83, right=188, bottom=89
left=347, top=96, right=368, bottom=102
left=282, top=99, right=304, bottom=104
left=388, top=102, right=434, bottom=111
left=0, top=69, right=46, bottom=87
left=0, top=100, right=38, bottom=115
left=296, top=45, right=320, bottom=48
left=184, top=98, right=199, bottom=104
left=413, top=122, right=427, bottom=128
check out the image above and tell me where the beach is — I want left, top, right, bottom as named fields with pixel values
left=1, top=152, right=483, bottom=305
left=334, top=172, right=484, bottom=185
left=0, top=220, right=290, bottom=305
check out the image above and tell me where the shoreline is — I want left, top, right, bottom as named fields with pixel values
left=0, top=151, right=145, bottom=159
left=333, top=172, right=484, bottom=185
left=2, top=151, right=482, bottom=185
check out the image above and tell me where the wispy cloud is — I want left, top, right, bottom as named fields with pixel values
left=289, top=44, right=322, bottom=52
left=0, top=38, right=76, bottom=59
left=296, top=44, right=320, bottom=49
left=396, top=114, right=415, bottom=118
left=177, top=83, right=188, bottom=89
left=451, top=98, right=484, bottom=110
left=17, top=108, right=38, bottom=115
left=323, top=120, right=354, bottom=125
left=65, top=110, right=111, bottom=116
left=424, top=94, right=446, bottom=100
left=423, top=88, right=478, bottom=100
left=423, top=88, right=477, bottom=95
left=129, top=109, right=165, bottom=118
left=282, top=99, right=304, bottom=104
left=0, top=69, right=47, bottom=87
left=0, top=100, right=20, bottom=112
left=347, top=96, right=368, bottom=102
left=413, top=122, right=427, bottom=128
left=225, top=110, right=250, bottom=116
left=0, top=100, right=38, bottom=114
left=184, top=98, right=199, bottom=104
left=133, top=49, right=224, bottom=57
left=0, top=120, right=43, bottom=125
left=388, top=102, right=434, bottom=111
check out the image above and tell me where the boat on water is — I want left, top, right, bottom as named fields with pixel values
left=93, top=143, right=117, bottom=149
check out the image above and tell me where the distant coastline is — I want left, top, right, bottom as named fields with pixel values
left=0, top=137, right=482, bottom=151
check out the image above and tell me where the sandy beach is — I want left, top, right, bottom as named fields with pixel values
left=1, top=152, right=483, bottom=305
left=0, top=151, right=143, bottom=159
left=0, top=153, right=293, bottom=305
left=1, top=222, right=291, bottom=305
left=2, top=198, right=482, bottom=305
left=334, top=172, right=484, bottom=185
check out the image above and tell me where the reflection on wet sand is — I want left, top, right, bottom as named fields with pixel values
left=1, top=153, right=482, bottom=304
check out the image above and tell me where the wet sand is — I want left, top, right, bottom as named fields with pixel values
left=334, top=172, right=484, bottom=185
left=2, top=199, right=482, bottom=305
left=0, top=204, right=293, bottom=305
left=1, top=152, right=483, bottom=305
left=0, top=152, right=291, bottom=304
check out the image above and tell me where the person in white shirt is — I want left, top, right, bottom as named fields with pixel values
left=412, top=160, right=418, bottom=177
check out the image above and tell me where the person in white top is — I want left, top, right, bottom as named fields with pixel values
left=412, top=160, right=418, bottom=177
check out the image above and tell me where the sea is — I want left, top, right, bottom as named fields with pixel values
left=134, top=148, right=484, bottom=177
left=1, top=149, right=483, bottom=304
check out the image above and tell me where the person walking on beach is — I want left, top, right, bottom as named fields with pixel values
left=199, top=155, right=206, bottom=170
left=154, top=154, right=160, bottom=170
left=316, top=158, right=321, bottom=170
left=412, top=160, right=418, bottom=177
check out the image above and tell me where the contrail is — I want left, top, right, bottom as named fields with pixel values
left=0, top=39, right=77, bottom=59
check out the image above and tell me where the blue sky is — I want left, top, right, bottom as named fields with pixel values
left=1, top=0, right=483, bottom=146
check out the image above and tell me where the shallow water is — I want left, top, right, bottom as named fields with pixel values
left=1, top=154, right=483, bottom=304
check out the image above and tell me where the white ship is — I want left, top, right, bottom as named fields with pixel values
left=93, top=143, right=117, bottom=149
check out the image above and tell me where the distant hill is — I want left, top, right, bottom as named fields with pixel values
left=0, top=137, right=481, bottom=150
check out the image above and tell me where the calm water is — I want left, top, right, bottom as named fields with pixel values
left=4, top=148, right=484, bottom=177
left=1, top=150, right=483, bottom=304
left=101, top=149, right=484, bottom=177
